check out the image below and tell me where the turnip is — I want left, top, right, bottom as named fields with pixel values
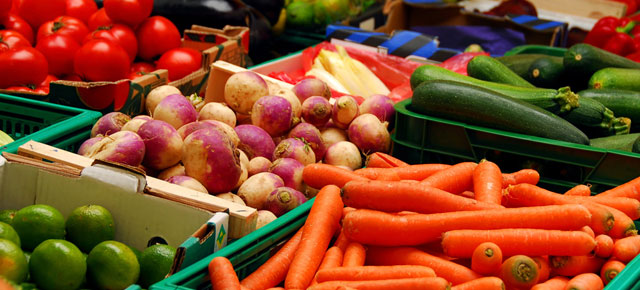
left=216, top=193, right=246, bottom=206
left=274, top=88, right=302, bottom=120
left=269, top=158, right=305, bottom=191
left=138, top=120, right=184, bottom=170
left=324, top=141, right=362, bottom=170
left=237, top=149, right=250, bottom=170
left=264, top=187, right=308, bottom=217
left=288, top=122, right=326, bottom=161
left=233, top=125, right=275, bottom=160
left=236, top=172, right=284, bottom=209
left=251, top=95, right=295, bottom=137
left=360, top=94, right=395, bottom=126
left=166, top=175, right=208, bottom=193
left=84, top=131, right=145, bottom=167
left=273, top=138, right=316, bottom=166
left=301, top=96, right=332, bottom=127
left=178, top=121, right=239, bottom=147
left=292, top=78, right=331, bottom=102
left=145, top=85, right=182, bottom=115
left=256, top=210, right=277, bottom=229
left=224, top=71, right=269, bottom=114
left=248, top=157, right=271, bottom=176
left=183, top=128, right=242, bottom=194
left=153, top=94, right=198, bottom=129
left=202, top=120, right=240, bottom=147
left=198, top=102, right=236, bottom=127
left=121, top=115, right=152, bottom=133
left=348, top=113, right=391, bottom=154
left=78, top=135, right=104, bottom=156
left=91, top=112, right=131, bottom=137
left=158, top=163, right=185, bottom=180
left=321, top=127, right=348, bottom=148
left=233, top=162, right=248, bottom=191
left=332, top=95, right=359, bottom=129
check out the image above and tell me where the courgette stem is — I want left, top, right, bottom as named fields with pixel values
left=556, top=87, right=581, bottom=114
left=611, top=117, right=632, bottom=135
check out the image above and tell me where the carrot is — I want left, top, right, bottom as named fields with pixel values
left=589, top=196, right=640, bottom=220
left=565, top=273, right=604, bottom=290
left=597, top=176, right=640, bottom=200
left=565, top=184, right=592, bottom=196
left=366, top=246, right=481, bottom=285
left=499, top=255, right=540, bottom=289
left=473, top=160, right=503, bottom=205
left=581, top=226, right=596, bottom=238
left=531, top=276, right=569, bottom=290
left=441, top=229, right=596, bottom=258
left=307, top=277, right=450, bottom=290
left=365, top=152, right=409, bottom=168
left=420, top=161, right=477, bottom=194
left=342, top=242, right=366, bottom=267
left=343, top=180, right=502, bottom=214
left=354, top=163, right=451, bottom=181
left=471, top=242, right=503, bottom=275
left=264, top=288, right=284, bottom=290
left=333, top=230, right=350, bottom=252
left=450, top=277, right=504, bottom=290
left=284, top=185, right=344, bottom=290
left=310, top=247, right=344, bottom=287
left=342, top=207, right=356, bottom=219
left=613, top=235, right=640, bottom=262
left=594, top=235, right=614, bottom=258
left=342, top=205, right=592, bottom=246
left=315, top=265, right=436, bottom=283
left=549, top=255, right=606, bottom=277
left=460, top=191, right=475, bottom=199
left=600, top=204, right=637, bottom=238
left=302, top=164, right=369, bottom=189
left=502, top=169, right=540, bottom=188
left=533, top=256, right=550, bottom=283
left=601, top=260, right=625, bottom=285
left=208, top=257, right=241, bottom=290
left=240, top=227, right=303, bottom=290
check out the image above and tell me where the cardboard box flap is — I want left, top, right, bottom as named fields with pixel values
left=81, top=164, right=146, bottom=194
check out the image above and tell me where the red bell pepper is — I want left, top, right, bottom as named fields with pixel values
left=614, top=0, right=638, bottom=15
left=626, top=50, right=640, bottom=62
left=584, top=17, right=635, bottom=48
left=603, top=32, right=636, bottom=56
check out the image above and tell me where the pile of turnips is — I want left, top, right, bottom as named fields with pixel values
left=78, top=72, right=395, bottom=228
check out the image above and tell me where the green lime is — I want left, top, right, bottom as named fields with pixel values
left=65, top=205, right=115, bottom=253
left=314, top=0, right=349, bottom=26
left=87, top=241, right=139, bottom=290
left=19, top=282, right=39, bottom=290
left=0, top=222, right=20, bottom=248
left=29, top=239, right=86, bottom=290
left=287, top=1, right=315, bottom=29
left=0, top=238, right=28, bottom=283
left=0, top=209, right=17, bottom=224
left=11, top=205, right=65, bottom=251
left=138, top=244, right=177, bottom=288
left=128, top=245, right=142, bottom=262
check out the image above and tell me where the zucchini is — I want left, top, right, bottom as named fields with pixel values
left=410, top=64, right=580, bottom=115
left=590, top=133, right=640, bottom=153
left=561, top=97, right=630, bottom=137
left=496, top=54, right=549, bottom=78
left=527, top=56, right=565, bottom=89
left=578, top=89, right=640, bottom=131
left=411, top=80, right=590, bottom=145
left=589, top=68, right=640, bottom=91
left=467, top=55, right=535, bottom=88
left=564, top=43, right=640, bottom=81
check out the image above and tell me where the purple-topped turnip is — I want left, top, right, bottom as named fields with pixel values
left=288, top=122, right=326, bottom=161
left=256, top=210, right=277, bottom=229
left=324, top=141, right=362, bottom=170
left=202, top=120, right=240, bottom=147
left=251, top=95, right=295, bottom=137
left=224, top=71, right=269, bottom=114
left=248, top=157, right=272, bottom=176
left=237, top=149, right=250, bottom=170
left=273, top=138, right=316, bottom=166
left=78, top=135, right=104, bottom=156
left=145, top=85, right=181, bottom=115
left=234, top=124, right=275, bottom=160
left=332, top=95, right=359, bottom=129
left=348, top=113, right=391, bottom=154
left=292, top=78, right=331, bottom=102
left=153, top=93, right=198, bottom=129
left=91, top=112, right=131, bottom=137
left=301, top=96, right=332, bottom=127
left=274, top=88, right=302, bottom=120
left=216, top=193, right=246, bottom=205
left=121, top=115, right=152, bottom=133
left=198, top=102, right=237, bottom=127
left=360, top=94, right=395, bottom=126
left=158, top=163, right=185, bottom=180
left=84, top=131, right=145, bottom=167
left=264, top=187, right=308, bottom=217
left=269, top=158, right=305, bottom=191
left=177, top=121, right=239, bottom=147
left=237, top=172, right=284, bottom=209
left=138, top=120, right=184, bottom=170
left=321, top=127, right=348, bottom=148
left=167, top=175, right=208, bottom=193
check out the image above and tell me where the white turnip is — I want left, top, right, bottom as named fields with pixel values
left=251, top=95, right=295, bottom=137
left=273, top=138, right=315, bottom=166
left=348, top=113, right=391, bottom=154
left=301, top=96, right=331, bottom=127
left=158, top=163, right=185, bottom=180
left=332, top=95, right=359, bottom=129
left=178, top=121, right=239, bottom=147
left=216, top=193, right=246, bottom=206
left=288, top=122, right=326, bottom=161
left=166, top=175, right=208, bottom=193
left=78, top=135, right=104, bottom=156
left=224, top=71, right=269, bottom=114
left=236, top=172, right=284, bottom=209
left=264, top=187, right=308, bottom=217
left=292, top=78, right=331, bottom=102
left=321, top=127, right=348, bottom=148
left=138, top=120, right=184, bottom=170
left=274, top=88, right=302, bottom=121
left=153, top=93, right=198, bottom=129
left=234, top=125, right=275, bottom=160
left=145, top=85, right=181, bottom=115
left=84, top=131, right=145, bottom=167
left=269, top=158, right=305, bottom=191
left=120, top=115, right=151, bottom=133
left=198, top=102, right=236, bottom=127
left=91, top=112, right=131, bottom=137
left=256, top=210, right=277, bottom=229
left=324, top=141, right=362, bottom=170
left=248, top=157, right=272, bottom=176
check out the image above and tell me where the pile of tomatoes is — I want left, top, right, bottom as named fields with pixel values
left=0, top=0, right=203, bottom=94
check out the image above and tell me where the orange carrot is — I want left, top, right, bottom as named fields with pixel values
left=581, top=226, right=596, bottom=238
left=597, top=176, right=640, bottom=200
left=333, top=230, right=350, bottom=252
left=285, top=185, right=344, bottom=289
left=601, top=260, right=625, bottom=285
left=613, top=235, right=640, bottom=262
left=240, top=227, right=304, bottom=290
left=460, top=191, right=475, bottom=199
left=600, top=204, right=637, bottom=238
left=420, top=162, right=477, bottom=194
left=354, top=164, right=451, bottom=181
left=342, top=242, right=366, bottom=267
left=565, top=184, right=592, bottom=196
left=499, top=255, right=540, bottom=289
left=264, top=288, right=284, bottom=290
left=302, top=164, right=369, bottom=189
left=531, top=276, right=569, bottom=290
left=208, top=257, right=241, bottom=290
left=342, top=205, right=591, bottom=246
left=315, top=265, right=436, bottom=283
left=451, top=277, right=504, bottom=290
left=565, top=273, right=604, bottom=290
left=533, top=256, right=550, bottom=283
left=549, top=255, right=606, bottom=277
left=375, top=171, right=401, bottom=181
left=502, top=169, right=540, bottom=188
left=594, top=235, right=614, bottom=258
left=366, top=246, right=481, bottom=285
left=343, top=180, right=502, bottom=214
left=473, top=160, right=503, bottom=205
left=342, top=207, right=356, bottom=219
left=471, top=242, right=502, bottom=275
left=307, top=277, right=450, bottom=290
left=365, top=152, right=409, bottom=168
left=310, top=247, right=344, bottom=287
left=442, top=229, right=596, bottom=258
left=589, top=196, right=640, bottom=220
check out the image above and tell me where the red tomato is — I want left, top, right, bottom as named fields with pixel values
left=0, top=13, right=34, bottom=44
left=0, top=46, right=48, bottom=88
left=65, top=0, right=97, bottom=25
left=35, top=34, right=80, bottom=76
left=34, top=74, right=58, bottom=94
left=136, top=16, right=181, bottom=61
left=130, top=61, right=155, bottom=73
left=157, top=47, right=203, bottom=81
left=74, top=39, right=130, bottom=82
left=0, top=0, right=11, bottom=19
left=16, top=0, right=66, bottom=31
left=103, top=0, right=153, bottom=28
left=37, top=16, right=89, bottom=45
left=62, top=73, right=83, bottom=81
left=128, top=71, right=146, bottom=80
left=5, top=85, right=34, bottom=93
left=84, top=24, right=137, bottom=63
left=0, top=29, right=30, bottom=52
left=87, top=8, right=112, bottom=31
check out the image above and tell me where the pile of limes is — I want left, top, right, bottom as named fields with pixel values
left=0, top=204, right=176, bottom=290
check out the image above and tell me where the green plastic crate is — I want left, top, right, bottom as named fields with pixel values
left=0, top=93, right=102, bottom=154
left=503, top=44, right=567, bottom=57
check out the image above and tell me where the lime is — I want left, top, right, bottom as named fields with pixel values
left=0, top=222, right=20, bottom=248
left=0, top=209, right=16, bottom=224
left=19, top=282, right=39, bottom=290
left=11, top=205, right=65, bottom=251
left=128, top=245, right=142, bottom=262
left=0, top=238, right=28, bottom=284
left=29, top=239, right=86, bottom=290
left=138, top=244, right=177, bottom=288
left=87, top=241, right=139, bottom=290
left=287, top=1, right=315, bottom=30
left=65, top=205, right=115, bottom=253
left=314, top=0, right=349, bottom=26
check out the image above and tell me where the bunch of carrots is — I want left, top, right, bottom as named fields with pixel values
left=208, top=152, right=640, bottom=290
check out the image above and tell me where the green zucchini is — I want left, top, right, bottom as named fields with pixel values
left=578, top=89, right=640, bottom=131
left=564, top=43, right=640, bottom=81
left=590, top=133, right=640, bottom=153
left=527, top=56, right=565, bottom=89
left=411, top=80, right=590, bottom=145
left=589, top=68, right=640, bottom=91
left=410, top=64, right=580, bottom=115
left=467, top=55, right=535, bottom=88
left=562, top=97, right=630, bottom=137
left=496, top=54, right=549, bottom=78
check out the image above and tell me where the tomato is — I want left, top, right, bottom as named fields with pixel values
left=74, top=39, right=130, bottom=82
left=5, top=85, right=34, bottom=93
left=62, top=73, right=83, bottom=81
left=16, top=0, right=66, bottom=31
left=103, top=0, right=153, bottom=28
left=0, top=29, right=30, bottom=52
left=0, top=0, right=11, bottom=19
left=65, top=0, right=97, bottom=25
left=157, top=47, right=203, bottom=81
left=136, top=16, right=181, bottom=61
left=84, top=24, right=137, bottom=63
left=34, top=74, right=58, bottom=94
left=87, top=8, right=112, bottom=31
left=130, top=61, right=155, bottom=73
left=0, top=13, right=34, bottom=44
left=128, top=71, right=146, bottom=80
left=0, top=46, right=48, bottom=88
left=35, top=34, right=80, bottom=76
left=37, top=16, right=89, bottom=45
